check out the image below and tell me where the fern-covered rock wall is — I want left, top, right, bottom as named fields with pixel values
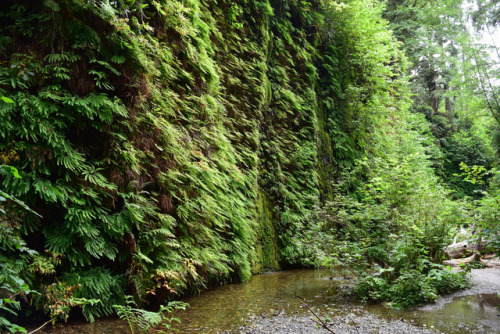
left=0, top=0, right=406, bottom=320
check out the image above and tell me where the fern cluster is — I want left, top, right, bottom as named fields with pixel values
left=114, top=296, right=187, bottom=333
left=0, top=0, right=411, bottom=324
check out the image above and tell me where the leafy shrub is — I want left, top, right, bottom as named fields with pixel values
left=354, top=275, right=390, bottom=302
left=428, top=267, right=470, bottom=295
left=0, top=164, right=39, bottom=333
left=387, top=270, right=437, bottom=308
left=297, top=105, right=472, bottom=307
left=355, top=266, right=469, bottom=308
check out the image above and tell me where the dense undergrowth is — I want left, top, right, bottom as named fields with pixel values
left=0, top=0, right=355, bottom=327
left=1, top=0, right=499, bottom=331
left=298, top=110, right=473, bottom=308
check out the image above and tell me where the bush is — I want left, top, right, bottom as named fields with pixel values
left=428, top=267, right=469, bottom=295
left=355, top=266, right=469, bottom=308
left=0, top=164, right=39, bottom=333
left=296, top=109, right=472, bottom=308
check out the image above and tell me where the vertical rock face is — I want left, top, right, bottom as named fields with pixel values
left=0, top=0, right=405, bottom=317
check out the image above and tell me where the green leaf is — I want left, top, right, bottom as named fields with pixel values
left=0, top=165, right=21, bottom=178
left=1, top=96, right=14, bottom=103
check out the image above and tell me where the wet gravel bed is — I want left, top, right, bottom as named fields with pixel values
left=237, top=268, right=500, bottom=334
left=28, top=268, right=499, bottom=333
left=236, top=306, right=438, bottom=334
left=462, top=267, right=500, bottom=295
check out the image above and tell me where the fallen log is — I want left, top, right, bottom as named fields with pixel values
left=445, top=240, right=487, bottom=259
left=469, top=242, right=486, bottom=252
left=445, top=241, right=471, bottom=259
left=443, top=252, right=480, bottom=267
left=480, top=257, right=500, bottom=268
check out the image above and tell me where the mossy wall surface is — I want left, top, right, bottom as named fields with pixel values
left=0, top=0, right=404, bottom=317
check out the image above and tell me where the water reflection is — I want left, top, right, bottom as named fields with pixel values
left=469, top=293, right=500, bottom=313
left=175, top=270, right=500, bottom=333
left=36, top=269, right=500, bottom=333
left=174, top=269, right=336, bottom=333
left=417, top=294, right=500, bottom=333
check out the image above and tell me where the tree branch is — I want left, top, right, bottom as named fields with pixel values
left=295, top=295, right=336, bottom=334
left=27, top=320, right=52, bottom=334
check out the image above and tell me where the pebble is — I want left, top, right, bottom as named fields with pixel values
left=235, top=308, right=438, bottom=334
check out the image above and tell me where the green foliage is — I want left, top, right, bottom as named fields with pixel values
left=34, top=281, right=101, bottom=324
left=461, top=165, right=500, bottom=256
left=2, top=0, right=494, bottom=324
left=0, top=268, right=31, bottom=334
left=383, top=0, right=498, bottom=200
left=442, top=132, right=493, bottom=197
left=113, top=296, right=188, bottom=334
left=473, top=188, right=500, bottom=255
left=319, top=0, right=407, bottom=171
left=0, top=163, right=39, bottom=333
left=59, top=268, right=125, bottom=322
left=471, top=0, right=500, bottom=27
left=2, top=0, right=323, bottom=321
left=1, top=0, right=261, bottom=320
left=356, top=266, right=469, bottom=308
left=297, top=101, right=473, bottom=307
left=413, top=101, right=495, bottom=198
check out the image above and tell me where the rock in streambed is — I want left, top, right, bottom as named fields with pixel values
left=236, top=306, right=438, bottom=334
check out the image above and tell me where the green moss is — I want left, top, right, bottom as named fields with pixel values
left=250, top=188, right=281, bottom=273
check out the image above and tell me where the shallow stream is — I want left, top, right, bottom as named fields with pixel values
left=38, top=269, right=500, bottom=333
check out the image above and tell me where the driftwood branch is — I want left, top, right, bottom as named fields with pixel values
left=27, top=320, right=51, bottom=334
left=295, top=295, right=336, bottom=334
